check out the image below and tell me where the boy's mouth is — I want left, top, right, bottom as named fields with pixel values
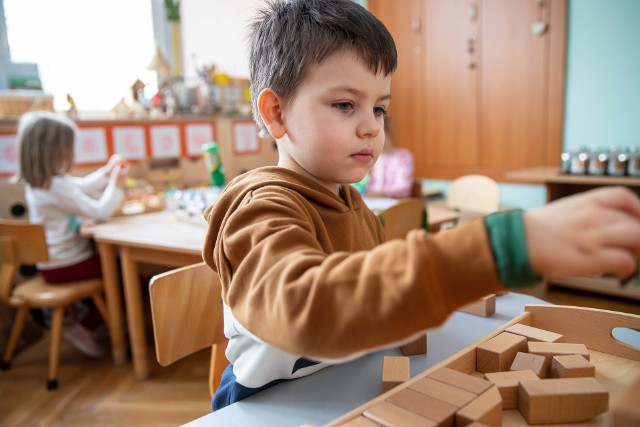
left=351, top=149, right=374, bottom=163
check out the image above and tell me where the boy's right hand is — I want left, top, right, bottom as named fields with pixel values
left=524, top=187, right=640, bottom=280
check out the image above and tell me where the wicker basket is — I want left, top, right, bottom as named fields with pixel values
left=0, top=92, right=54, bottom=118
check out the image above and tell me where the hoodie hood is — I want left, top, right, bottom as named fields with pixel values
left=202, top=166, right=365, bottom=275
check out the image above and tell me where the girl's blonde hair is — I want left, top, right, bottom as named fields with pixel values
left=17, top=111, right=77, bottom=189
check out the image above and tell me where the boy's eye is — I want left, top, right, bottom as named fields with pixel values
left=333, top=102, right=353, bottom=113
left=374, top=106, right=388, bottom=117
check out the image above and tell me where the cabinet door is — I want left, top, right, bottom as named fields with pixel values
left=424, top=0, right=480, bottom=172
left=368, top=0, right=425, bottom=162
left=481, top=0, right=546, bottom=174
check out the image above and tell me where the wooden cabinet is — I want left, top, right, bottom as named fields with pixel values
left=368, top=0, right=567, bottom=181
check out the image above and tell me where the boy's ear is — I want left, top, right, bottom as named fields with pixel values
left=257, top=89, right=286, bottom=139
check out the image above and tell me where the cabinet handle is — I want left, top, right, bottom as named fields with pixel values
left=468, top=3, right=478, bottom=21
left=412, top=17, right=421, bottom=32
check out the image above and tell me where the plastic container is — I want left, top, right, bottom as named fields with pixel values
left=202, top=142, right=226, bottom=187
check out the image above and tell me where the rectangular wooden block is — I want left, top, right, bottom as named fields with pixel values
left=409, top=377, right=476, bottom=408
left=518, top=378, right=609, bottom=424
left=399, top=334, right=427, bottom=356
left=510, top=351, right=550, bottom=378
left=476, top=332, right=528, bottom=373
left=484, top=370, right=540, bottom=409
left=381, top=356, right=410, bottom=394
left=527, top=341, right=590, bottom=365
left=338, top=415, right=381, bottom=427
left=363, top=401, right=437, bottom=427
left=387, top=388, right=458, bottom=427
left=456, top=386, right=503, bottom=427
left=505, top=323, right=563, bottom=343
left=427, top=367, right=493, bottom=395
left=550, top=354, right=595, bottom=378
left=458, top=294, right=496, bottom=317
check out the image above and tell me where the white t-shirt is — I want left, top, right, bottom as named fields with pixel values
left=26, top=169, right=124, bottom=270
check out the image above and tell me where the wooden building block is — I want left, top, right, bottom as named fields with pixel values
left=458, top=294, right=496, bottom=317
left=456, top=386, right=503, bottom=427
left=484, top=370, right=540, bottom=409
left=363, top=401, right=437, bottom=427
left=381, top=356, right=410, bottom=394
left=338, top=415, right=380, bottom=427
left=399, top=334, right=427, bottom=356
left=505, top=323, right=563, bottom=343
left=510, top=351, right=550, bottom=378
left=409, top=377, right=476, bottom=408
left=476, top=332, right=528, bottom=373
left=518, top=378, right=609, bottom=424
left=387, top=388, right=458, bottom=427
left=610, top=374, right=640, bottom=427
left=550, top=354, right=595, bottom=378
left=427, top=367, right=493, bottom=395
left=527, top=341, right=590, bottom=364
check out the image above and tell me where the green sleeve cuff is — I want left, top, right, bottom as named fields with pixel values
left=484, top=209, right=540, bottom=287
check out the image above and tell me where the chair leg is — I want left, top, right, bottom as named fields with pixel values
left=209, top=341, right=228, bottom=397
left=47, top=307, right=65, bottom=390
left=90, top=293, right=110, bottom=330
left=1, top=306, right=29, bottom=370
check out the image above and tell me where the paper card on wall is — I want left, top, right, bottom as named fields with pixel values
left=113, top=126, right=147, bottom=161
left=150, top=125, right=181, bottom=158
left=75, top=128, right=108, bottom=164
left=0, top=134, right=18, bottom=175
left=233, top=122, right=260, bottom=155
left=185, top=123, right=214, bottom=157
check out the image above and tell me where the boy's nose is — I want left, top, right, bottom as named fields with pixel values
left=356, top=114, right=381, bottom=139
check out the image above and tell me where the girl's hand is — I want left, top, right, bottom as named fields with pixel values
left=105, top=154, right=129, bottom=178
left=524, top=187, right=640, bottom=279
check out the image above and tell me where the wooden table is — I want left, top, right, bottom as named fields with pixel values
left=506, top=167, right=640, bottom=300
left=82, top=210, right=206, bottom=379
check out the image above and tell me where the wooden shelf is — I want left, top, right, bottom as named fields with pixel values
left=548, top=276, right=640, bottom=301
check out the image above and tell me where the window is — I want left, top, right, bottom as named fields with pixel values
left=4, top=0, right=157, bottom=114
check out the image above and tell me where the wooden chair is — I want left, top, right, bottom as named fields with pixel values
left=377, top=198, right=426, bottom=240
left=446, top=174, right=500, bottom=215
left=149, top=262, right=227, bottom=397
left=0, top=219, right=110, bottom=390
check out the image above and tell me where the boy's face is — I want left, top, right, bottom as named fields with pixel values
left=277, top=49, right=391, bottom=195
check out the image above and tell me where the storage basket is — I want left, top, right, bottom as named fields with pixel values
left=0, top=92, right=54, bottom=118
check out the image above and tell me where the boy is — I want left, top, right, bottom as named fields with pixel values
left=203, top=0, right=640, bottom=410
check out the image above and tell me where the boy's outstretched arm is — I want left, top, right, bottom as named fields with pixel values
left=524, top=187, right=640, bottom=279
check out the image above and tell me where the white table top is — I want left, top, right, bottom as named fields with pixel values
left=184, top=292, right=550, bottom=427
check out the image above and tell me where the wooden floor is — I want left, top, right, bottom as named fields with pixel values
left=1, top=284, right=638, bottom=426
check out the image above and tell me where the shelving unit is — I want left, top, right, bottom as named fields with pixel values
left=506, top=167, right=640, bottom=300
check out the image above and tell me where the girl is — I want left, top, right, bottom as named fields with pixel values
left=16, top=111, right=128, bottom=358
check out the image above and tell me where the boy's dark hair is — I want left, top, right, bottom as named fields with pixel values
left=248, top=0, right=397, bottom=135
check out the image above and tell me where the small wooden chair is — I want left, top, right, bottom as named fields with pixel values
left=377, top=198, right=426, bottom=240
left=0, top=219, right=110, bottom=390
left=149, top=262, right=227, bottom=397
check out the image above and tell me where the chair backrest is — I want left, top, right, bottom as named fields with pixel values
left=377, top=198, right=426, bottom=240
left=0, top=220, right=49, bottom=304
left=446, top=174, right=500, bottom=214
left=149, top=262, right=227, bottom=396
